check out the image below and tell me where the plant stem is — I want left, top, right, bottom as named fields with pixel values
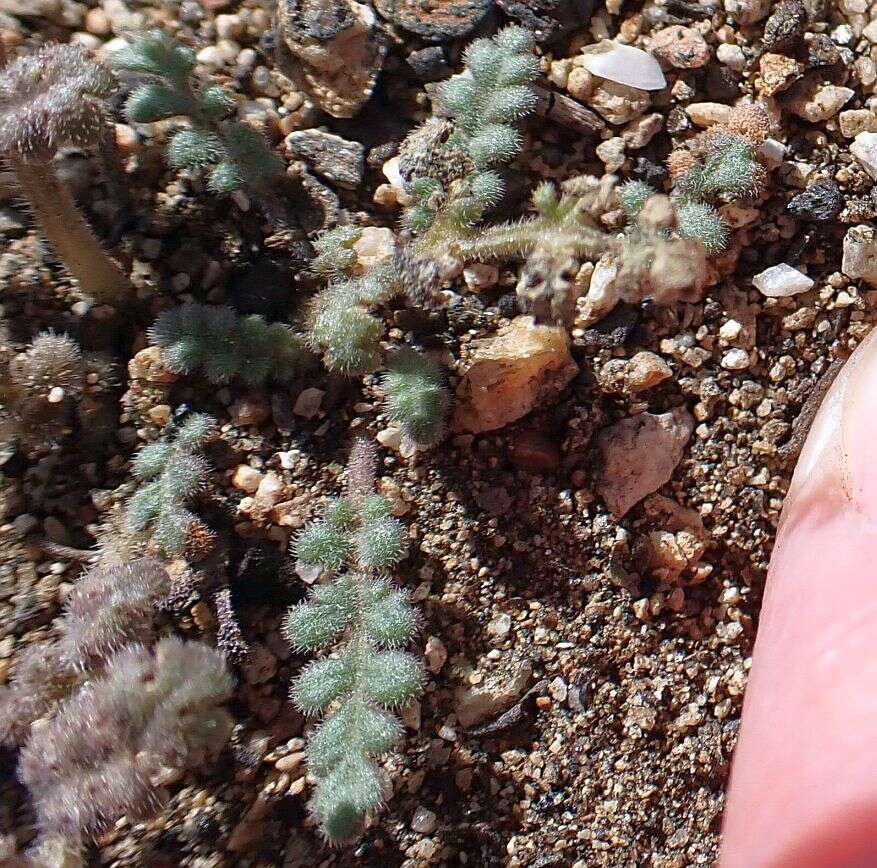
left=11, top=157, right=132, bottom=304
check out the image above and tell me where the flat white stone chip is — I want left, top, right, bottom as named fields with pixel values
left=579, top=42, right=667, bottom=92
left=752, top=263, right=815, bottom=297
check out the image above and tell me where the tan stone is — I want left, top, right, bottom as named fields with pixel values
left=128, top=346, right=178, bottom=384
left=596, top=408, right=694, bottom=516
left=453, top=316, right=578, bottom=433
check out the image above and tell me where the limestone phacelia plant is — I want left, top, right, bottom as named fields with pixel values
left=382, top=348, right=449, bottom=449
left=283, top=439, right=422, bottom=842
left=0, top=43, right=131, bottom=302
left=149, top=302, right=313, bottom=385
left=114, top=32, right=285, bottom=214
left=19, top=637, right=233, bottom=865
left=125, top=413, right=215, bottom=557
left=0, top=558, right=170, bottom=748
left=618, top=103, right=770, bottom=254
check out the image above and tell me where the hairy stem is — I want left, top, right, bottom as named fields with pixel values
left=12, top=158, right=131, bottom=304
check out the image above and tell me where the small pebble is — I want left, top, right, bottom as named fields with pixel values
left=850, top=131, right=877, bottom=180
left=424, top=635, right=448, bottom=674
left=233, top=465, right=264, bottom=494
left=649, top=26, right=710, bottom=69
left=721, top=348, right=751, bottom=370
left=752, top=263, right=814, bottom=297
left=411, top=806, right=437, bottom=835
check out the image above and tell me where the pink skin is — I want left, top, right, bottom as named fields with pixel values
left=722, top=327, right=877, bottom=868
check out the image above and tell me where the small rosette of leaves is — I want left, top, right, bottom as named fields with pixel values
left=148, top=302, right=312, bottom=385
left=618, top=180, right=656, bottom=219
left=115, top=32, right=283, bottom=196
left=311, top=226, right=362, bottom=277
left=382, top=348, right=450, bottom=449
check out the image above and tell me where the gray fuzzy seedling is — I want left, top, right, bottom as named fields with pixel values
left=148, top=302, right=313, bottom=386
left=0, top=558, right=170, bottom=749
left=407, top=26, right=539, bottom=235
left=305, top=27, right=547, bottom=373
left=114, top=32, right=286, bottom=217
left=125, top=413, right=215, bottom=557
left=19, top=636, right=233, bottom=863
left=282, top=439, right=422, bottom=843
left=0, top=43, right=131, bottom=302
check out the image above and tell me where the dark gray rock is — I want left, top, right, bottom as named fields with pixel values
left=372, top=0, right=492, bottom=40
left=787, top=181, right=843, bottom=222
left=496, top=0, right=594, bottom=45
left=284, top=129, right=365, bottom=189
left=406, top=46, right=451, bottom=82
left=762, top=0, right=806, bottom=53
left=807, top=33, right=841, bottom=67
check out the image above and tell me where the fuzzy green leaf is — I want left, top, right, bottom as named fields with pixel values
left=295, top=521, right=350, bottom=570
left=175, top=413, right=215, bottom=449
left=467, top=124, right=520, bottom=167
left=354, top=517, right=407, bottom=570
left=130, top=441, right=174, bottom=480
left=168, top=128, right=225, bottom=169
left=358, top=495, right=392, bottom=523
left=111, top=32, right=196, bottom=81
left=359, top=650, right=422, bottom=706
left=283, top=578, right=357, bottom=651
left=153, top=507, right=191, bottom=555
left=126, top=84, right=193, bottom=124
left=308, top=698, right=400, bottom=777
left=676, top=201, right=728, bottom=253
left=313, top=755, right=383, bottom=841
left=618, top=180, right=656, bottom=219
left=361, top=580, right=416, bottom=647
left=293, top=655, right=356, bottom=713
left=199, top=85, right=236, bottom=121
left=126, top=480, right=163, bottom=530
left=207, top=160, right=245, bottom=194
left=325, top=498, right=358, bottom=530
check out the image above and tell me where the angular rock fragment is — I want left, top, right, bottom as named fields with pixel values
left=787, top=181, right=843, bottom=221
left=372, top=0, right=490, bottom=40
left=455, top=662, right=533, bottom=728
left=497, top=0, right=594, bottom=45
left=284, top=129, right=364, bottom=188
left=752, top=263, right=814, bottom=297
left=596, top=408, right=695, bottom=517
left=842, top=225, right=877, bottom=287
left=276, top=0, right=386, bottom=118
left=850, top=131, right=877, bottom=181
left=453, top=316, right=578, bottom=433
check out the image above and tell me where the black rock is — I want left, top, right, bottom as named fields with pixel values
left=762, top=0, right=807, bottom=53
left=496, top=0, right=595, bottom=45
left=806, top=33, right=841, bottom=68
left=406, top=46, right=451, bottom=82
left=787, top=181, right=844, bottom=222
